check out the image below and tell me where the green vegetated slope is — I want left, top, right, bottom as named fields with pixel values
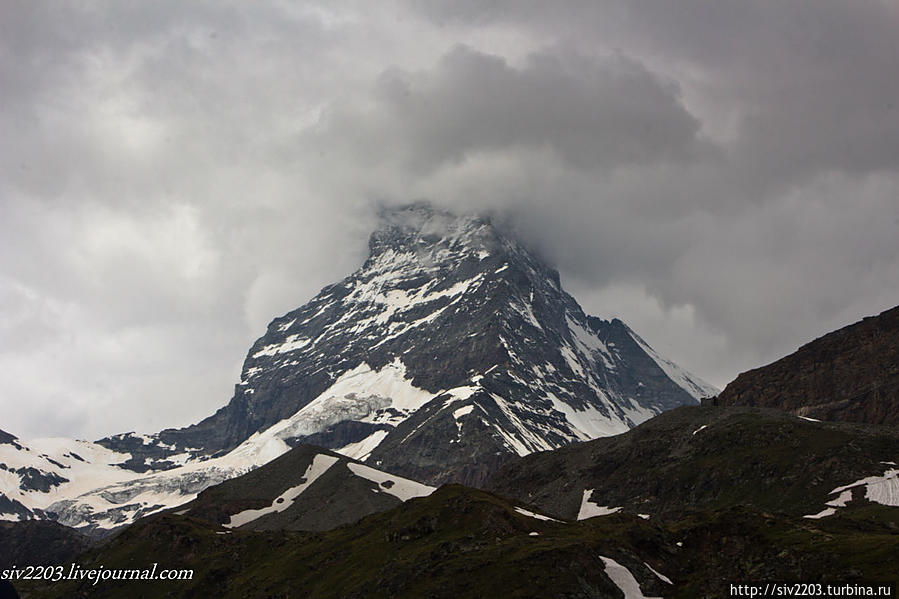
left=488, top=405, right=899, bottom=521
left=15, top=376, right=899, bottom=597
left=16, top=482, right=899, bottom=599
left=0, top=520, right=91, bottom=570
left=18, top=485, right=666, bottom=599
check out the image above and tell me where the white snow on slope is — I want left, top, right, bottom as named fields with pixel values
left=600, top=556, right=662, bottom=599
left=514, top=507, right=562, bottom=522
left=225, top=453, right=340, bottom=528
left=335, top=430, right=389, bottom=461
left=252, top=334, right=311, bottom=358
left=643, top=562, right=672, bottom=585
left=831, top=468, right=899, bottom=507
left=692, top=425, right=708, bottom=435
left=449, top=404, right=477, bottom=438
left=488, top=393, right=557, bottom=456
left=48, top=358, right=439, bottom=529
left=826, top=490, right=853, bottom=508
left=546, top=392, right=631, bottom=441
left=444, top=384, right=481, bottom=402
left=803, top=508, right=836, bottom=519
left=627, top=330, right=718, bottom=400
left=264, top=358, right=434, bottom=450
left=47, top=425, right=293, bottom=529
left=453, top=405, right=475, bottom=420
left=352, top=268, right=484, bottom=331
left=578, top=489, right=622, bottom=520
left=346, top=462, right=435, bottom=502
left=559, top=345, right=586, bottom=378
left=566, top=316, right=615, bottom=370
left=0, top=437, right=139, bottom=518
left=513, top=300, right=542, bottom=330
left=803, top=467, right=898, bottom=520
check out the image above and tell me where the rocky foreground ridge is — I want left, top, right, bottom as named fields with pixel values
left=716, top=305, right=899, bottom=425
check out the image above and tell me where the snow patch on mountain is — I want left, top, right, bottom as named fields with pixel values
left=628, top=329, right=718, bottom=400
left=600, top=556, right=661, bottom=599
left=225, top=453, right=340, bottom=528
left=644, top=562, right=673, bottom=585
left=335, top=431, right=389, bottom=461
left=804, top=467, right=898, bottom=520
left=567, top=315, right=615, bottom=370
left=514, top=507, right=562, bottom=522
left=489, top=393, right=558, bottom=456
left=453, top=405, right=475, bottom=420
left=346, top=462, right=435, bottom=502
left=831, top=468, right=899, bottom=507
left=444, top=384, right=481, bottom=402
left=46, top=426, right=294, bottom=530
left=45, top=358, right=440, bottom=530
left=826, top=490, right=853, bottom=508
left=265, top=358, right=433, bottom=444
left=803, top=507, right=836, bottom=519
left=0, top=435, right=138, bottom=521
left=546, top=392, right=627, bottom=440
left=578, top=489, right=622, bottom=520
left=252, top=334, right=311, bottom=358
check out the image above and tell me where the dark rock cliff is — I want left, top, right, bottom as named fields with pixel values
left=716, top=305, right=899, bottom=424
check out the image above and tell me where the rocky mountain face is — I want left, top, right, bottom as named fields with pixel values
left=2, top=203, right=714, bottom=530
left=716, top=305, right=899, bottom=425
left=487, top=405, right=899, bottom=522
left=96, top=203, right=713, bottom=487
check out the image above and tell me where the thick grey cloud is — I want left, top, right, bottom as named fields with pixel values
left=307, top=45, right=706, bottom=171
left=2, top=0, right=897, bottom=440
left=410, top=0, right=899, bottom=183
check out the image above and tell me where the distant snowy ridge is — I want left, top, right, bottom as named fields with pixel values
left=1, top=359, right=440, bottom=531
left=0, top=434, right=138, bottom=523
left=38, top=425, right=292, bottom=530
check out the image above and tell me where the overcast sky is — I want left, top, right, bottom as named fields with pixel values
left=2, top=1, right=898, bottom=440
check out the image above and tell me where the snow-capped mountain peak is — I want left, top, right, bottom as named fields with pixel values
left=98, top=203, right=713, bottom=483
left=3, top=203, right=716, bottom=528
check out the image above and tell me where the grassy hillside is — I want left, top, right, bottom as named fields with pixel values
left=15, top=483, right=899, bottom=598
left=488, top=406, right=899, bottom=521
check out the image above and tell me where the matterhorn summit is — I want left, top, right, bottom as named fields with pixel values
left=3, top=203, right=715, bottom=530
left=108, top=202, right=713, bottom=484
